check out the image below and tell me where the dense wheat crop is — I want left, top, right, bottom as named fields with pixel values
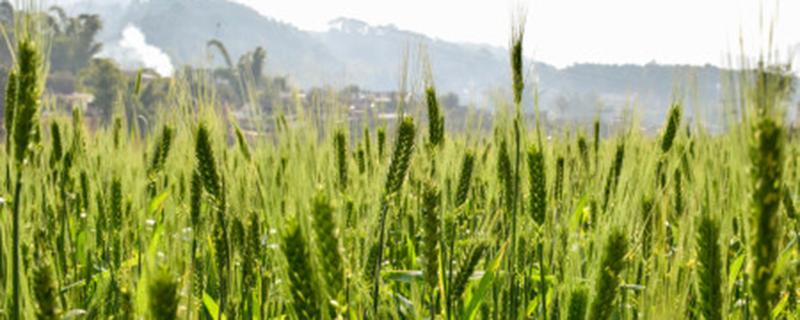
left=0, top=7, right=799, bottom=320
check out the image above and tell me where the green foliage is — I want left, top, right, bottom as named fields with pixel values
left=79, top=58, right=125, bottom=123
left=47, top=8, right=103, bottom=72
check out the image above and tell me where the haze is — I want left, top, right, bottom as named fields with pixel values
left=232, top=0, right=800, bottom=68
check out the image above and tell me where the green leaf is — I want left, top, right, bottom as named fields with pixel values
left=570, top=193, right=590, bottom=230
left=774, top=236, right=796, bottom=276
left=463, top=241, right=508, bottom=320
left=203, top=292, right=228, bottom=320
left=134, top=69, right=143, bottom=96
left=727, top=254, right=745, bottom=293
left=771, top=293, right=789, bottom=319
left=148, top=190, right=171, bottom=215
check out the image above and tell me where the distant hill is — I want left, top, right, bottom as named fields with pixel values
left=62, top=0, right=797, bottom=128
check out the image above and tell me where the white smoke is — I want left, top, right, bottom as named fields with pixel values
left=98, top=24, right=174, bottom=77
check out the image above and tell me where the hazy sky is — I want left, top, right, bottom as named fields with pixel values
left=233, top=0, right=800, bottom=68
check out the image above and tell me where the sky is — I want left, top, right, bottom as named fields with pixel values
left=232, top=0, right=800, bottom=69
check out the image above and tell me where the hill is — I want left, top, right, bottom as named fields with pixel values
left=62, top=0, right=789, bottom=128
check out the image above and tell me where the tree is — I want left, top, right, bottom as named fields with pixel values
left=79, top=58, right=125, bottom=124
left=48, top=6, right=102, bottom=73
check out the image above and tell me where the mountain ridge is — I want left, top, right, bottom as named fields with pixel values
left=59, top=0, right=787, bottom=127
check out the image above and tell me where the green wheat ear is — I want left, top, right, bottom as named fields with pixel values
left=593, top=119, right=600, bottom=156
left=451, top=243, right=487, bottom=301
left=577, top=134, right=589, bottom=170
left=13, top=38, right=42, bottom=165
left=566, top=287, right=588, bottom=320
left=5, top=70, right=17, bottom=150
left=425, top=86, right=444, bottom=148
left=148, top=125, right=174, bottom=175
left=421, top=181, right=441, bottom=291
left=243, top=210, right=261, bottom=289
left=555, top=156, right=565, bottom=200
left=33, top=257, right=60, bottom=320
left=377, top=126, right=386, bottom=158
left=147, top=125, right=174, bottom=195
left=190, top=171, right=202, bottom=228
left=113, top=117, right=122, bottom=149
left=195, top=123, right=222, bottom=201
left=660, top=103, right=682, bottom=153
left=148, top=268, right=180, bottom=320
left=49, top=122, right=63, bottom=164
left=454, top=150, right=475, bottom=207
left=640, top=196, right=655, bottom=258
left=497, top=139, right=513, bottom=215
left=311, top=192, right=344, bottom=295
left=384, top=117, right=416, bottom=195
left=109, top=177, right=124, bottom=268
left=194, top=123, right=229, bottom=316
left=749, top=116, right=784, bottom=319
left=696, top=215, right=722, bottom=320
left=589, top=229, right=628, bottom=320
left=510, top=10, right=526, bottom=106
left=673, top=168, right=684, bottom=216
left=603, top=142, right=626, bottom=210
left=356, top=145, right=366, bottom=174
left=334, top=129, right=348, bottom=190
left=234, top=124, right=252, bottom=161
left=283, top=218, right=320, bottom=319
left=527, top=145, right=547, bottom=226
left=372, top=116, right=416, bottom=312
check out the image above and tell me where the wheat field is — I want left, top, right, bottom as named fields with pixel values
left=0, top=7, right=798, bottom=320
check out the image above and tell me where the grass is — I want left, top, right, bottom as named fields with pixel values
left=0, top=5, right=798, bottom=320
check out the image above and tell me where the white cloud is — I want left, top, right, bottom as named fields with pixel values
left=98, top=24, right=174, bottom=76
